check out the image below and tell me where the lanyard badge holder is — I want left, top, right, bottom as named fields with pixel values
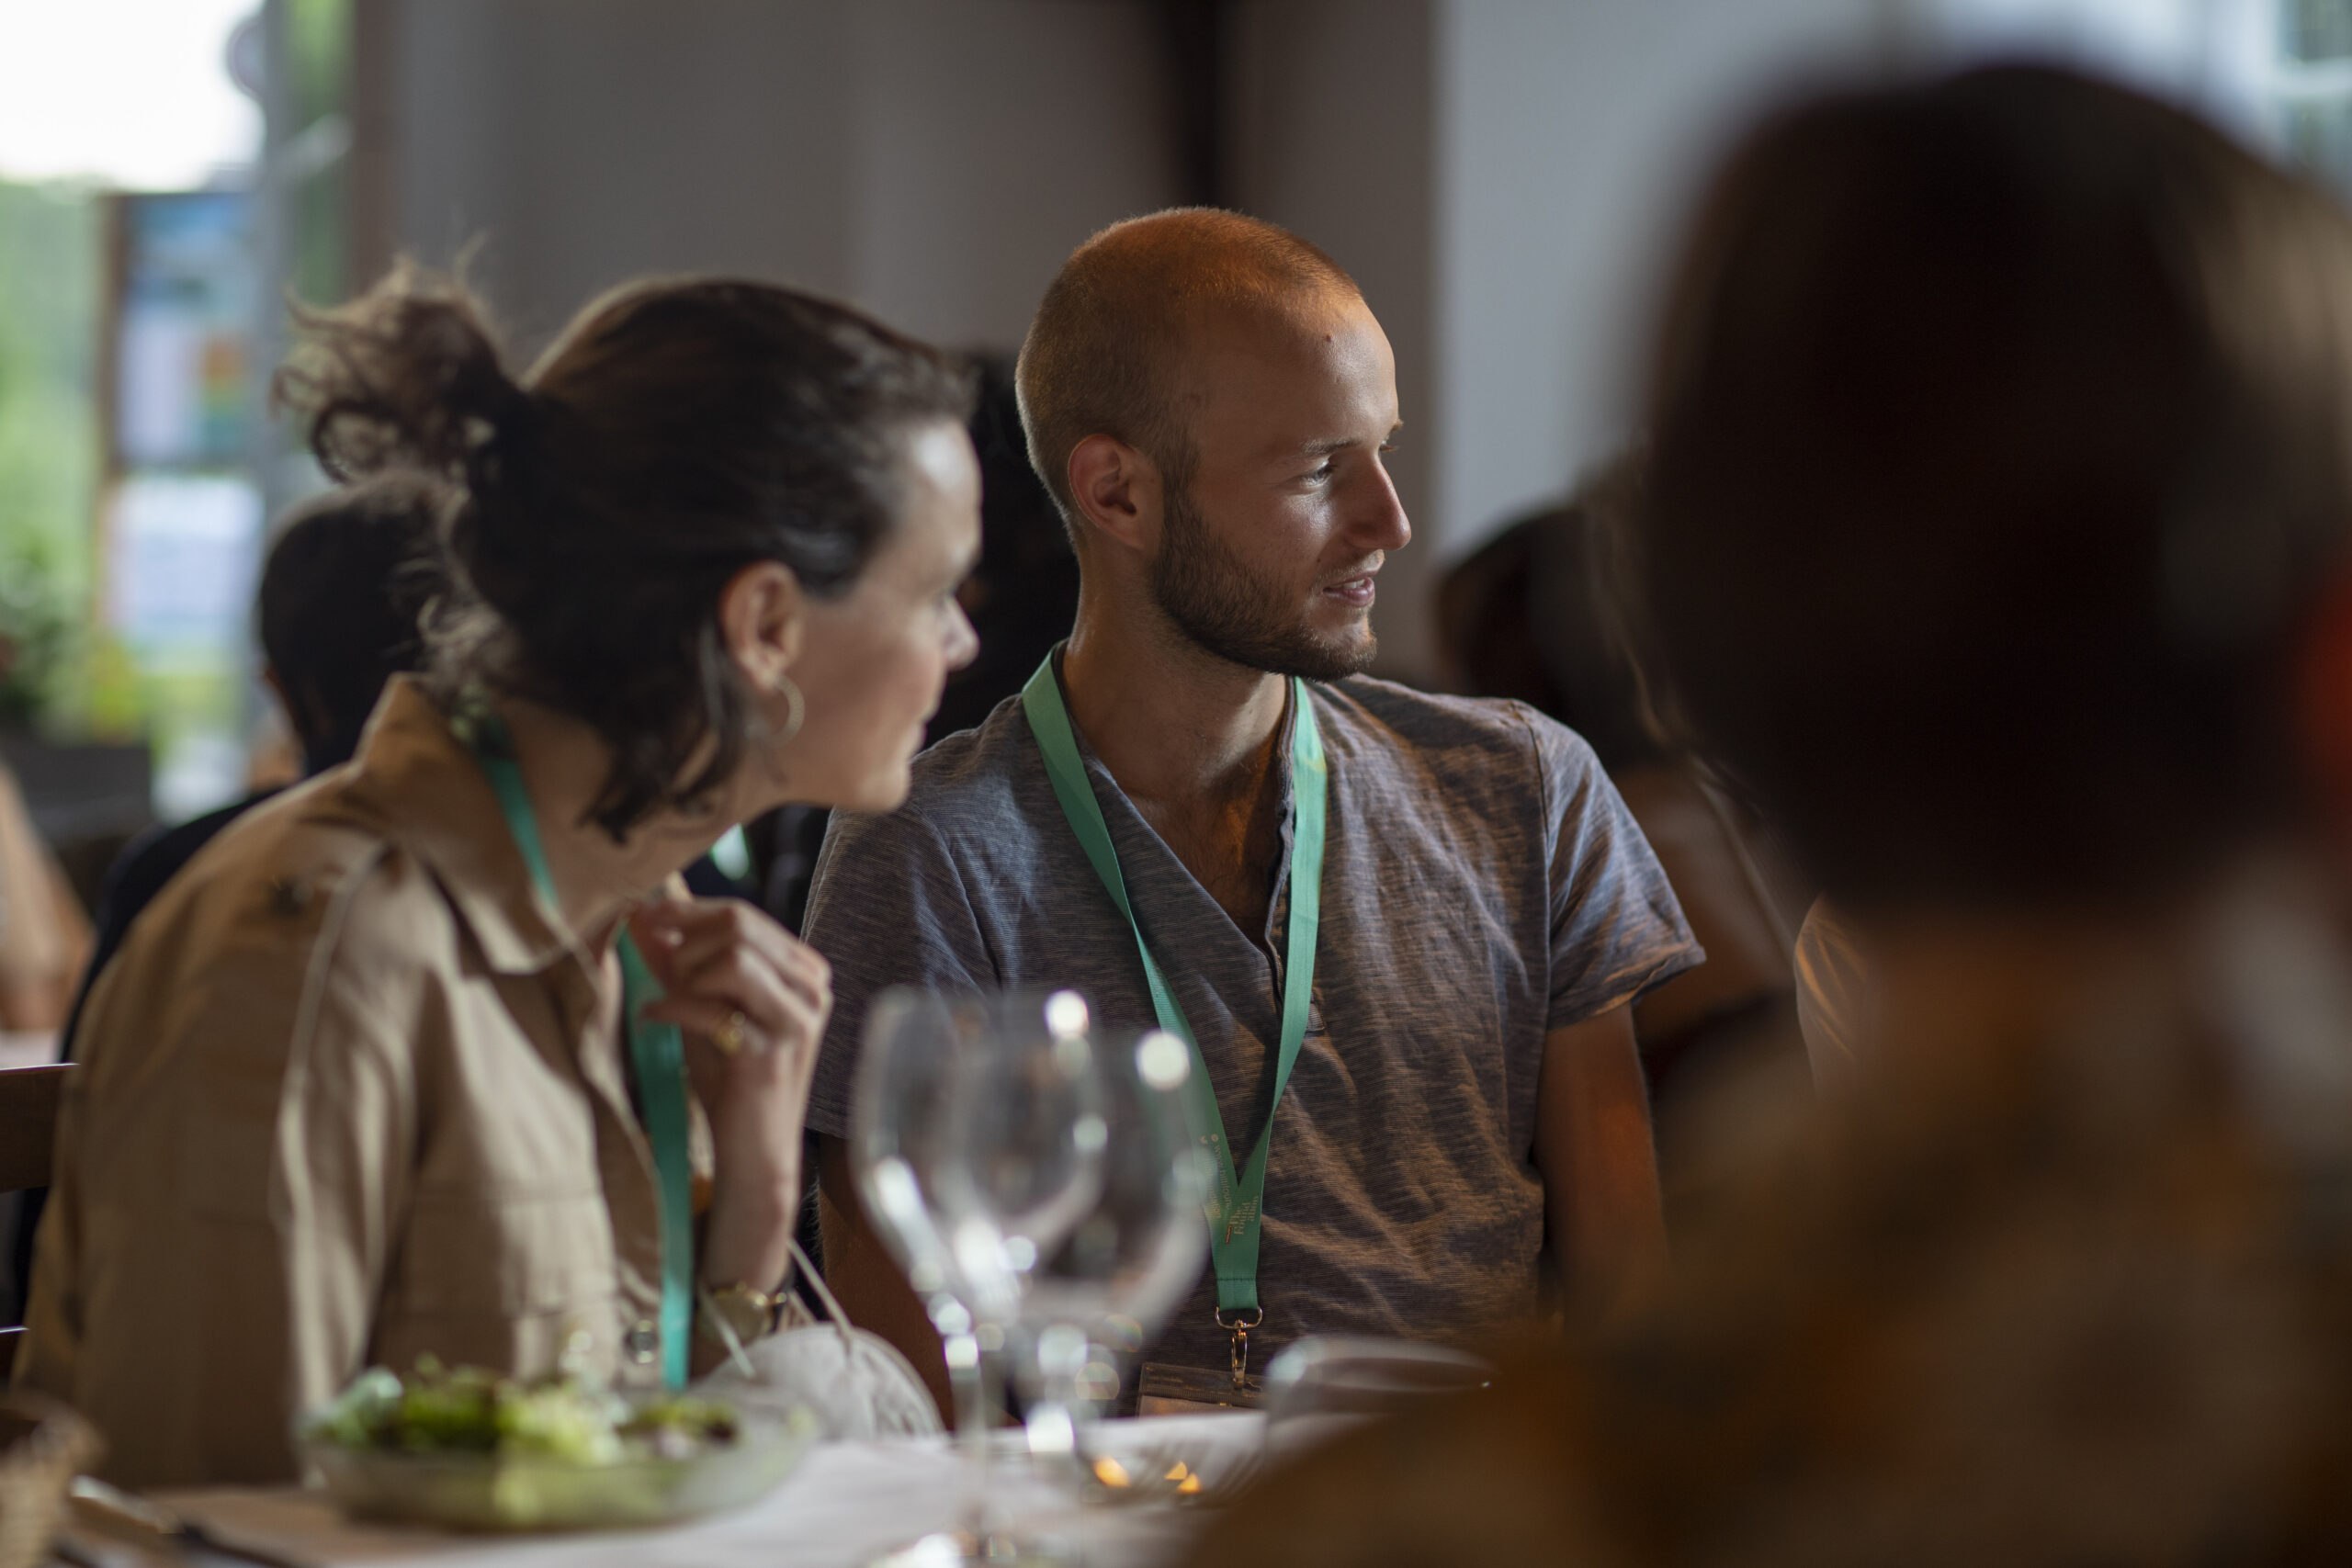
left=457, top=698, right=696, bottom=1393
left=1022, top=650, right=1327, bottom=1404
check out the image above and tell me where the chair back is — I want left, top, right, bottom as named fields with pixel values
left=0, top=1063, right=67, bottom=1381
left=0, top=1066, right=67, bottom=1196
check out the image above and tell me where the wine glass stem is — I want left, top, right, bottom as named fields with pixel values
left=947, top=1329, right=992, bottom=1539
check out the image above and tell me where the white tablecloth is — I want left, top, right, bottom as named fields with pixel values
left=154, top=1414, right=1264, bottom=1568
left=0, top=1030, right=59, bottom=1071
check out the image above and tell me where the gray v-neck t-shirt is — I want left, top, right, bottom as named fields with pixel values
left=801, top=669, right=1700, bottom=1373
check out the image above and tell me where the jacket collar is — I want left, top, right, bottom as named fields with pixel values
left=341, top=676, right=578, bottom=976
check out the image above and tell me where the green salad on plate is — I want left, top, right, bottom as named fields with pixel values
left=301, top=1359, right=815, bottom=1532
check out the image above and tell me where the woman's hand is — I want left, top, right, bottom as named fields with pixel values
left=627, top=896, right=829, bottom=1292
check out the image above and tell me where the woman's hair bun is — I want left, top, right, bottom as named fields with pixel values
left=274, top=258, right=536, bottom=498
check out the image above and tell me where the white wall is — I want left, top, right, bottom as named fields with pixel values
left=1430, top=0, right=1904, bottom=574
left=389, top=0, right=1452, bottom=678
left=1426, top=0, right=2284, bottom=580
left=1229, top=0, right=1440, bottom=679
left=847, top=0, right=1180, bottom=350
left=390, top=1, right=855, bottom=352
left=387, top=0, right=1178, bottom=357
left=378, top=0, right=2288, bottom=683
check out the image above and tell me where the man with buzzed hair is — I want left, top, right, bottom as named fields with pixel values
left=803, top=209, right=1698, bottom=1413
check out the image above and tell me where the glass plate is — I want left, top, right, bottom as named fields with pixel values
left=303, top=1407, right=820, bottom=1532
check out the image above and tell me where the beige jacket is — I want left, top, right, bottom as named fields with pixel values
left=17, top=679, right=674, bottom=1488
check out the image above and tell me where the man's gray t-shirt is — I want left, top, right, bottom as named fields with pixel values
left=802, top=669, right=1700, bottom=1374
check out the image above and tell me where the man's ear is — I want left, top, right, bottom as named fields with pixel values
left=1067, top=434, right=1164, bottom=557
left=718, top=560, right=808, bottom=693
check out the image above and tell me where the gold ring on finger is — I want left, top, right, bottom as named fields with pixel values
left=711, top=1010, right=751, bottom=1055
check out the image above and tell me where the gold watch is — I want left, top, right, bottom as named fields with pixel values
left=697, top=1280, right=786, bottom=1348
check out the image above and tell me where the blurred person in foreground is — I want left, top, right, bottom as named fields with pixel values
left=1190, top=64, right=2352, bottom=1564
left=17, top=265, right=979, bottom=1486
left=808, top=208, right=1697, bottom=1414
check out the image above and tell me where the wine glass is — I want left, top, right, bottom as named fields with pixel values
left=853, top=988, right=994, bottom=1562
left=934, top=988, right=1110, bottom=1335
left=854, top=987, right=1104, bottom=1566
left=854, top=990, right=978, bottom=1359
left=1008, top=1028, right=1212, bottom=1486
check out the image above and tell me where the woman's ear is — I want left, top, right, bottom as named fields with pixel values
left=718, top=560, right=808, bottom=694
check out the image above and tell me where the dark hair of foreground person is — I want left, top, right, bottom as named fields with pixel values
left=1186, top=64, right=2352, bottom=1568
left=1641, top=63, right=2352, bottom=913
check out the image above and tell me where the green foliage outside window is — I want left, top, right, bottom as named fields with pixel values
left=287, top=0, right=352, bottom=308
left=0, top=179, right=104, bottom=734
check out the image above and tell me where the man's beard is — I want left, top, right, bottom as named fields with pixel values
left=1148, top=481, right=1377, bottom=681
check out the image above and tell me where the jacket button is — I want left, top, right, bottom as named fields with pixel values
left=624, top=1319, right=660, bottom=1363
left=267, top=875, right=311, bottom=917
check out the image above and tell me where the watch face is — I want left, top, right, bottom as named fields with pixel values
left=703, top=1286, right=777, bottom=1348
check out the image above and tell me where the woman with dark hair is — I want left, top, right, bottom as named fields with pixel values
left=18, top=265, right=979, bottom=1487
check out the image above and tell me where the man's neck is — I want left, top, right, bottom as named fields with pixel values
left=496, top=696, right=722, bottom=946
left=1060, top=596, right=1295, bottom=938
left=1061, top=604, right=1289, bottom=809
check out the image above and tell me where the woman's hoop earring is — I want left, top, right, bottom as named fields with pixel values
left=775, top=673, right=806, bottom=747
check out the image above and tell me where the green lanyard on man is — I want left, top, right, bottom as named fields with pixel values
left=1023, top=649, right=1328, bottom=1389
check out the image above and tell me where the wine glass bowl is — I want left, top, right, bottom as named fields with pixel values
left=936, top=991, right=1109, bottom=1325
left=854, top=987, right=1121, bottom=1564
left=852, top=987, right=1012, bottom=1565
left=1012, top=1029, right=1212, bottom=1470
left=852, top=989, right=975, bottom=1319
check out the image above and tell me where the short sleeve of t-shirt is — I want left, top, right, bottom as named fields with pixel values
left=798, top=806, right=995, bottom=1141
left=1527, top=707, right=1703, bottom=1030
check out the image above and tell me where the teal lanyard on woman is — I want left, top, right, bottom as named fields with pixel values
left=456, top=703, right=695, bottom=1392
left=1022, top=650, right=1326, bottom=1372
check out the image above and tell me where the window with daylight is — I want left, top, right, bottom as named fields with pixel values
left=2277, top=0, right=2352, bottom=187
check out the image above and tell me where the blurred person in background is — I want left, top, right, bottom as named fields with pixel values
left=1791, top=889, right=1872, bottom=1089
left=0, top=761, right=88, bottom=1032
left=18, top=265, right=978, bottom=1486
left=1190, top=64, right=2352, bottom=1563
left=1, top=475, right=444, bottom=1331
left=928, top=354, right=1083, bottom=742
left=63, top=474, right=445, bottom=1053
left=808, top=208, right=1698, bottom=1416
left=1437, top=453, right=1814, bottom=1201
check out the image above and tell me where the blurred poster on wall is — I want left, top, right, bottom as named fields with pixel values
left=106, top=474, right=261, bottom=659
left=102, top=188, right=262, bottom=820
left=115, top=191, right=254, bottom=468
left=101, top=472, right=262, bottom=819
